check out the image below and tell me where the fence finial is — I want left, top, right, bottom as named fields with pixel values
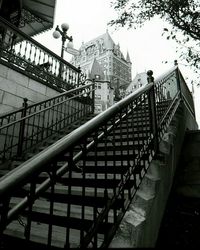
left=23, top=98, right=28, bottom=107
left=147, top=70, right=154, bottom=84
left=174, top=60, right=178, bottom=66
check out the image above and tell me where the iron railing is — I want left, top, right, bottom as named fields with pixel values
left=0, top=66, right=195, bottom=248
left=0, top=16, right=86, bottom=91
left=0, top=80, right=95, bottom=163
left=177, top=70, right=195, bottom=118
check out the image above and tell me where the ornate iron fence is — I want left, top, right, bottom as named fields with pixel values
left=0, top=16, right=85, bottom=91
left=0, top=81, right=95, bottom=163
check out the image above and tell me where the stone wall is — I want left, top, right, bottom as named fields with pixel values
left=109, top=101, right=198, bottom=248
left=0, top=64, right=60, bottom=114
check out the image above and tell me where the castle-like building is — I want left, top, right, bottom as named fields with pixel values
left=70, top=30, right=132, bottom=93
left=126, top=72, right=148, bottom=95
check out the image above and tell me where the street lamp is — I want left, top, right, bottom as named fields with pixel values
left=53, top=23, right=73, bottom=77
left=53, top=23, right=73, bottom=58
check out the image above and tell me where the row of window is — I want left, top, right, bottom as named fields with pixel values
left=95, top=94, right=111, bottom=100
left=95, top=94, right=101, bottom=99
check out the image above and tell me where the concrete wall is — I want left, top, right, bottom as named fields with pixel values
left=175, top=130, right=200, bottom=198
left=0, top=64, right=60, bottom=114
left=109, top=101, right=198, bottom=248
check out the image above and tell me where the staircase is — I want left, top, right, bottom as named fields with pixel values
left=9, top=113, right=96, bottom=172
left=1, top=99, right=155, bottom=248
left=0, top=66, right=197, bottom=248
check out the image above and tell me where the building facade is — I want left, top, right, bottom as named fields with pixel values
left=71, top=30, right=132, bottom=101
left=86, top=58, right=114, bottom=114
left=126, top=72, right=148, bottom=95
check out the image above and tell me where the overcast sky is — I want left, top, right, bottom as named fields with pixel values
left=35, top=0, right=200, bottom=127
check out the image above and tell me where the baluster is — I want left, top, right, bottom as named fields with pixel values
left=91, top=80, right=95, bottom=114
left=147, top=70, right=158, bottom=153
left=24, top=41, right=28, bottom=60
left=0, top=198, right=11, bottom=248
left=103, top=188, right=109, bottom=243
left=8, top=30, right=13, bottom=49
left=66, top=68, right=69, bottom=83
left=29, top=105, right=37, bottom=148
left=38, top=49, right=42, bottom=66
left=33, top=45, right=37, bottom=65
left=54, top=59, right=58, bottom=76
left=112, top=115, right=117, bottom=222
left=125, top=106, right=131, bottom=200
left=72, top=71, right=76, bottom=87
left=76, top=66, right=81, bottom=87
left=47, top=167, right=56, bottom=247
left=17, top=41, right=23, bottom=57
left=80, top=141, right=87, bottom=245
left=65, top=149, right=73, bottom=248
left=50, top=57, right=54, bottom=75
left=46, top=100, right=51, bottom=137
left=28, top=43, right=32, bottom=63
left=17, top=98, right=28, bottom=157
left=36, top=103, right=42, bottom=143
left=24, top=181, right=36, bottom=242
left=62, top=64, right=66, bottom=81
left=42, top=50, right=46, bottom=65
left=104, top=123, right=108, bottom=209
left=93, top=130, right=98, bottom=248
left=69, top=70, right=72, bottom=85
left=56, top=59, right=60, bottom=78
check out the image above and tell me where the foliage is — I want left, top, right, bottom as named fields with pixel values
left=109, top=0, right=200, bottom=79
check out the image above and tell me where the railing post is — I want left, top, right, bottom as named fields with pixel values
left=174, top=60, right=183, bottom=100
left=0, top=198, right=10, bottom=248
left=77, top=66, right=81, bottom=88
left=147, top=70, right=158, bottom=152
left=17, top=98, right=28, bottom=157
left=92, top=79, right=95, bottom=114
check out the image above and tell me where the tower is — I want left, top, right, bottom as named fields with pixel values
left=70, top=30, right=132, bottom=97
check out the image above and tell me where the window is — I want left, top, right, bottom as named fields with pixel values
left=95, top=94, right=101, bottom=99
left=95, top=74, right=100, bottom=80
left=95, top=104, right=102, bottom=113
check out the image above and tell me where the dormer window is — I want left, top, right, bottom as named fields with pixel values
left=95, top=74, right=100, bottom=80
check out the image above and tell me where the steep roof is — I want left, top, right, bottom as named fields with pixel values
left=87, top=58, right=105, bottom=80
left=80, top=29, right=115, bottom=51
left=126, top=51, right=131, bottom=63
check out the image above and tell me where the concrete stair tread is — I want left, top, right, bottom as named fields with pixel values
left=136, top=189, right=155, bottom=201
left=145, top=173, right=161, bottom=181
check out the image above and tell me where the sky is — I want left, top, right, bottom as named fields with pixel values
left=35, top=0, right=200, bottom=127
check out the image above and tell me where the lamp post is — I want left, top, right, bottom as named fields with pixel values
left=53, top=23, right=73, bottom=76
